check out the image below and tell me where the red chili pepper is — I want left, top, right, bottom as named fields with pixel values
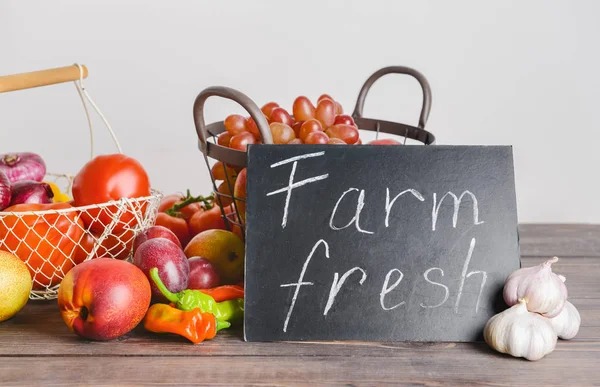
left=199, top=284, right=244, bottom=302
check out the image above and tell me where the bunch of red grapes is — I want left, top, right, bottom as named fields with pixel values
left=218, top=94, right=401, bottom=149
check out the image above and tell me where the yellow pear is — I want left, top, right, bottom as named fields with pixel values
left=0, top=251, right=32, bottom=322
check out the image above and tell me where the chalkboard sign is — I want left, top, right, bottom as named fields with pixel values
left=244, top=145, right=520, bottom=342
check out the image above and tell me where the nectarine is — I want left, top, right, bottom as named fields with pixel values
left=57, top=258, right=151, bottom=341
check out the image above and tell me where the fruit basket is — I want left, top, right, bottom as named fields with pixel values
left=192, top=66, right=436, bottom=238
left=0, top=64, right=162, bottom=300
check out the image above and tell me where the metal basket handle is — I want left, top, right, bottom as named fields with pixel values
left=193, top=86, right=273, bottom=152
left=352, top=66, right=432, bottom=129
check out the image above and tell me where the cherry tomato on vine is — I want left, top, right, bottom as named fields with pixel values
left=158, top=194, right=204, bottom=219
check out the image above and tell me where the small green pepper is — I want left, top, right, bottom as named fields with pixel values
left=150, top=267, right=244, bottom=323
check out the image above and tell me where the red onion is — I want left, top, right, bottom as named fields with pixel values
left=0, top=152, right=47, bottom=183
left=0, top=170, right=10, bottom=211
left=10, top=180, right=54, bottom=205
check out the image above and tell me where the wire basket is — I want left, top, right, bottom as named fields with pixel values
left=0, top=189, right=161, bottom=299
left=0, top=64, right=162, bottom=299
left=192, top=66, right=436, bottom=239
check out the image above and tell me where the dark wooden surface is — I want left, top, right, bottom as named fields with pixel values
left=1, top=224, right=598, bottom=386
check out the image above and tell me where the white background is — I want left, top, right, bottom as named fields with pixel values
left=1, top=0, right=598, bottom=223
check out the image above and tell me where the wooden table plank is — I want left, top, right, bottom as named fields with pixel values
left=0, top=225, right=598, bottom=386
left=519, top=224, right=600, bottom=257
left=1, top=350, right=599, bottom=387
left=0, top=257, right=597, bottom=358
left=0, top=306, right=597, bottom=358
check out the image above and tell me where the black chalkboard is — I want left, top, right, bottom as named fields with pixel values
left=244, top=145, right=520, bottom=342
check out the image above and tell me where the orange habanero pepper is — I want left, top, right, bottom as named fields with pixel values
left=143, top=304, right=230, bottom=344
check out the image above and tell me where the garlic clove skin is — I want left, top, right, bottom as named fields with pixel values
left=484, top=299, right=557, bottom=361
left=503, top=257, right=567, bottom=317
left=549, top=301, right=581, bottom=340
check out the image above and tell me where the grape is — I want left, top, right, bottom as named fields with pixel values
left=211, top=161, right=238, bottom=181
left=292, top=121, right=304, bottom=136
left=245, top=117, right=261, bottom=139
left=261, top=102, right=279, bottom=117
left=270, top=107, right=294, bottom=126
left=216, top=181, right=234, bottom=207
left=335, top=101, right=343, bottom=114
left=217, top=132, right=232, bottom=147
left=270, top=122, right=296, bottom=144
left=293, top=96, right=316, bottom=121
left=224, top=114, right=247, bottom=136
left=333, top=114, right=356, bottom=127
left=318, top=94, right=334, bottom=103
left=305, top=131, right=329, bottom=145
left=288, top=138, right=304, bottom=144
left=315, top=99, right=336, bottom=129
left=325, top=124, right=359, bottom=144
left=299, top=119, right=323, bottom=141
left=229, top=132, right=256, bottom=150
left=327, top=138, right=346, bottom=145
left=369, top=139, right=402, bottom=145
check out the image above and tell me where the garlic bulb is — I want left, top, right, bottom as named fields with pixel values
left=549, top=300, right=581, bottom=340
left=484, top=299, right=557, bottom=361
left=503, top=256, right=567, bottom=317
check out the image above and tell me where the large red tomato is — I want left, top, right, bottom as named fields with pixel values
left=72, top=154, right=151, bottom=233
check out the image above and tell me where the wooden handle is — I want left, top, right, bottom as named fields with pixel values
left=0, top=64, right=88, bottom=93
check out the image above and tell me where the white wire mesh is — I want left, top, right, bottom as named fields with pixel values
left=0, top=174, right=161, bottom=300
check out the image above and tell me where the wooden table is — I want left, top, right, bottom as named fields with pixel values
left=1, top=224, right=598, bottom=386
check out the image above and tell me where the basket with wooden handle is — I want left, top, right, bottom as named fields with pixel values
left=0, top=64, right=162, bottom=300
left=191, top=66, right=436, bottom=239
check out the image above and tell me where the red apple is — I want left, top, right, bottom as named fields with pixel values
left=133, top=225, right=181, bottom=255
left=188, top=257, right=220, bottom=289
left=133, top=238, right=190, bottom=300
left=57, top=258, right=151, bottom=341
left=368, top=139, right=402, bottom=145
